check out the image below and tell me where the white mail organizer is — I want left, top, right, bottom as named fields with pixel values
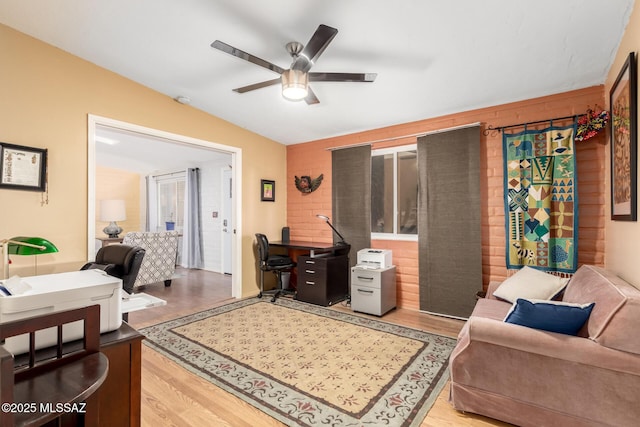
left=0, top=270, right=122, bottom=354
left=356, top=248, right=393, bottom=269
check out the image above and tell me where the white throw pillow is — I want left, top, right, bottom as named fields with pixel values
left=493, top=266, right=569, bottom=303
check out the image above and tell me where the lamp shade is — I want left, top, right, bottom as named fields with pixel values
left=100, top=199, right=126, bottom=222
left=282, top=69, right=308, bottom=101
left=6, top=236, right=58, bottom=255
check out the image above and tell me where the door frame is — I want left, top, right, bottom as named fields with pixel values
left=222, top=169, right=233, bottom=274
left=87, top=114, right=243, bottom=298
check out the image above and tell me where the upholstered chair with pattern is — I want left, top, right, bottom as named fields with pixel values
left=122, top=231, right=180, bottom=289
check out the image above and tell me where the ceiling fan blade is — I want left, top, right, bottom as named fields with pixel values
left=211, top=40, right=285, bottom=75
left=293, top=24, right=338, bottom=72
left=304, top=86, right=320, bottom=105
left=309, top=72, right=377, bottom=83
left=232, top=78, right=281, bottom=93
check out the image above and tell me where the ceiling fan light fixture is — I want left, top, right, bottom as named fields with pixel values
left=281, top=69, right=308, bottom=101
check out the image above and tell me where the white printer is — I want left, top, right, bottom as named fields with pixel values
left=0, top=269, right=122, bottom=354
left=356, top=248, right=393, bottom=269
left=352, top=249, right=396, bottom=316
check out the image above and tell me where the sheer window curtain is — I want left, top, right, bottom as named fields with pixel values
left=181, top=168, right=204, bottom=269
left=145, top=175, right=156, bottom=232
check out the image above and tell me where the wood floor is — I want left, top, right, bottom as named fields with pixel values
left=127, top=268, right=511, bottom=427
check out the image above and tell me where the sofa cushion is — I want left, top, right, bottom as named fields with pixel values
left=470, top=297, right=512, bottom=321
left=563, top=265, right=640, bottom=354
left=504, top=298, right=595, bottom=336
left=493, top=266, right=569, bottom=303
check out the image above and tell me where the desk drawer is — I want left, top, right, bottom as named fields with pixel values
left=298, top=257, right=328, bottom=274
left=297, top=256, right=328, bottom=283
left=351, top=269, right=382, bottom=289
left=351, top=285, right=384, bottom=315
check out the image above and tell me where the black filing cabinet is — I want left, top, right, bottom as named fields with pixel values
left=296, top=254, right=349, bottom=306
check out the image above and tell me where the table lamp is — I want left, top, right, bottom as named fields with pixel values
left=1, top=236, right=59, bottom=280
left=100, top=199, right=126, bottom=238
left=316, top=214, right=348, bottom=245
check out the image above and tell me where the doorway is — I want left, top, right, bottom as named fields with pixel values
left=87, top=115, right=243, bottom=298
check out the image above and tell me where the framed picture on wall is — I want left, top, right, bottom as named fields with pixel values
left=261, top=179, right=275, bottom=202
left=610, top=52, right=637, bottom=221
left=0, top=142, right=48, bottom=192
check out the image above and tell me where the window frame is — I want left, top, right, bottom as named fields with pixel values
left=371, top=143, right=418, bottom=242
left=155, top=172, right=186, bottom=232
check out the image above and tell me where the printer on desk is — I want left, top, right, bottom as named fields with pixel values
left=0, top=270, right=166, bottom=354
left=0, top=270, right=122, bottom=354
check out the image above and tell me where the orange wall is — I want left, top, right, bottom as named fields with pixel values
left=287, top=86, right=607, bottom=311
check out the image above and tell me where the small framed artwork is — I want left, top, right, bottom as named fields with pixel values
left=0, top=142, right=48, bottom=192
left=261, top=179, right=275, bottom=202
left=610, top=52, right=637, bottom=221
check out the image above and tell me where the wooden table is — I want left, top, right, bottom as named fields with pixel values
left=13, top=322, right=143, bottom=426
left=13, top=352, right=109, bottom=426
left=96, top=237, right=124, bottom=248
left=95, top=323, right=143, bottom=427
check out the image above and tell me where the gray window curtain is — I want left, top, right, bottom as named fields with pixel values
left=181, top=167, right=204, bottom=269
left=332, top=145, right=371, bottom=266
left=418, top=126, right=482, bottom=318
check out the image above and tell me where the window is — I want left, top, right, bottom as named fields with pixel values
left=371, top=145, right=418, bottom=239
left=156, top=173, right=185, bottom=232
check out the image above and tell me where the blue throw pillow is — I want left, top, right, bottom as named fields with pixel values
left=504, top=298, right=595, bottom=336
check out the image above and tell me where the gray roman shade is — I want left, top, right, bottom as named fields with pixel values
left=332, top=145, right=371, bottom=266
left=418, top=126, right=482, bottom=318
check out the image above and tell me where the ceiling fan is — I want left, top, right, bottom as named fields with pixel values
left=211, top=24, right=377, bottom=104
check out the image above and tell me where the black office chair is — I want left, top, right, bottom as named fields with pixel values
left=255, top=233, right=296, bottom=302
left=80, top=244, right=145, bottom=294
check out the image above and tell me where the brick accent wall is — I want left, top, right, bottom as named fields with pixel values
left=287, top=86, right=606, bottom=311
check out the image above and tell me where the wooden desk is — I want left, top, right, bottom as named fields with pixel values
left=95, top=323, right=143, bottom=427
left=14, top=323, right=144, bottom=426
left=269, top=240, right=350, bottom=257
left=13, top=353, right=109, bottom=426
left=269, top=241, right=350, bottom=306
left=3, top=306, right=109, bottom=427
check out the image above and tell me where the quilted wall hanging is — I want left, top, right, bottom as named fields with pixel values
left=503, top=124, right=578, bottom=274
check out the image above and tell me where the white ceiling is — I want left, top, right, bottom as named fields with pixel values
left=95, top=125, right=231, bottom=174
left=0, top=0, right=634, bottom=145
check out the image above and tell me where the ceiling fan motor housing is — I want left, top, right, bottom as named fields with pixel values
left=286, top=41, right=304, bottom=58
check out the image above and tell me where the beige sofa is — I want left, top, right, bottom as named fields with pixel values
left=449, top=265, right=640, bottom=427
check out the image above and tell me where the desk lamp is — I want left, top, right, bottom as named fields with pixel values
left=316, top=215, right=348, bottom=246
left=1, top=236, right=59, bottom=280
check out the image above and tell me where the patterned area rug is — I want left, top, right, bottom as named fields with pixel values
left=140, top=298, right=456, bottom=426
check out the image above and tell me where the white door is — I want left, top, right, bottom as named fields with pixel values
left=222, top=169, right=233, bottom=274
